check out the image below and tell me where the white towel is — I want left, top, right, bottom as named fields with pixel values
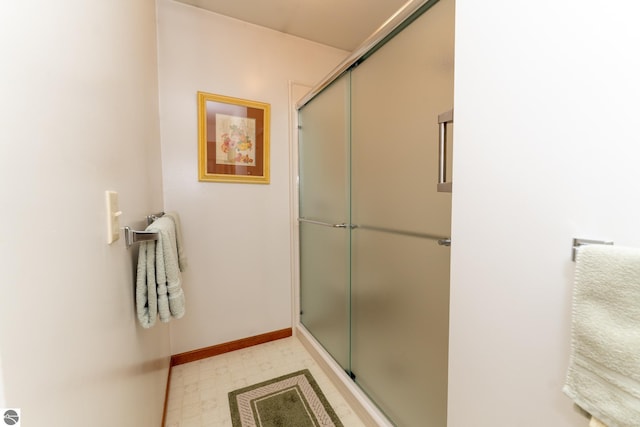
left=150, top=216, right=186, bottom=322
left=563, top=245, right=640, bottom=426
left=164, top=211, right=188, bottom=272
left=135, top=215, right=187, bottom=327
left=135, top=240, right=157, bottom=328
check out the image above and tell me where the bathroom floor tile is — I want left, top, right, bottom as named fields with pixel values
left=164, top=335, right=367, bottom=426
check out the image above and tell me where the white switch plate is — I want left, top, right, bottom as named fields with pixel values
left=106, top=191, right=122, bottom=244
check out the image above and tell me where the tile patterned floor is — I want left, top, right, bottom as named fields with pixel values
left=164, top=336, right=367, bottom=426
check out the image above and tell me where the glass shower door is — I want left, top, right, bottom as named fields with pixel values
left=298, top=74, right=351, bottom=370
left=350, top=0, right=455, bottom=425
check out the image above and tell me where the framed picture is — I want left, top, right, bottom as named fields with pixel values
left=197, top=91, right=270, bottom=183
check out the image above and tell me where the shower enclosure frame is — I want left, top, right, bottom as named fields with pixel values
left=289, top=0, right=452, bottom=425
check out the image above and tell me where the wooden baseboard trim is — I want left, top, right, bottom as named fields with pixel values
left=170, top=328, right=293, bottom=366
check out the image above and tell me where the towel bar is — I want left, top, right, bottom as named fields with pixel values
left=124, top=212, right=165, bottom=248
left=146, top=212, right=165, bottom=225
left=572, top=238, right=614, bottom=261
left=123, top=227, right=158, bottom=248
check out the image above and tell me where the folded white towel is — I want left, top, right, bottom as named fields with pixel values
left=563, top=245, right=640, bottom=426
left=135, top=240, right=158, bottom=328
left=135, top=215, right=187, bottom=328
left=150, top=216, right=186, bottom=322
left=164, top=211, right=188, bottom=272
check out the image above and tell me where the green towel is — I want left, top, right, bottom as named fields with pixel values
left=136, top=240, right=158, bottom=328
left=135, top=214, right=187, bottom=328
left=151, top=216, right=186, bottom=322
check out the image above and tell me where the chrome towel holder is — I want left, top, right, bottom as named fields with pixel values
left=572, top=238, right=614, bottom=261
left=123, top=212, right=165, bottom=248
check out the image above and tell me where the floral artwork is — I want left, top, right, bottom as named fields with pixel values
left=198, top=91, right=269, bottom=183
left=215, top=114, right=256, bottom=166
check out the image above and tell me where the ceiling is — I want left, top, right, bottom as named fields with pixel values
left=173, top=0, right=410, bottom=52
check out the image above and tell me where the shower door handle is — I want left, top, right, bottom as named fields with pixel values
left=437, top=109, right=453, bottom=193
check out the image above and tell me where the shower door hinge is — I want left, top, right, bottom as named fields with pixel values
left=346, top=370, right=356, bottom=381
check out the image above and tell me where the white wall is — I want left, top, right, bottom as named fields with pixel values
left=449, top=1, right=640, bottom=426
left=156, top=0, right=348, bottom=354
left=0, top=1, right=169, bottom=425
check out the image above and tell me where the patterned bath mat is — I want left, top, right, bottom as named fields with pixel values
left=228, top=369, right=344, bottom=427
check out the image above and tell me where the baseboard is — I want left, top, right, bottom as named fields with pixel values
left=170, top=328, right=293, bottom=366
left=162, top=328, right=293, bottom=425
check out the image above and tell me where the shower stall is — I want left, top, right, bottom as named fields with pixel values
left=296, top=0, right=454, bottom=425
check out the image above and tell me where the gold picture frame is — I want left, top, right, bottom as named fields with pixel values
left=197, top=91, right=270, bottom=183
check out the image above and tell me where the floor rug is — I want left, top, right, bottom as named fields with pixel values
left=228, top=369, right=344, bottom=427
